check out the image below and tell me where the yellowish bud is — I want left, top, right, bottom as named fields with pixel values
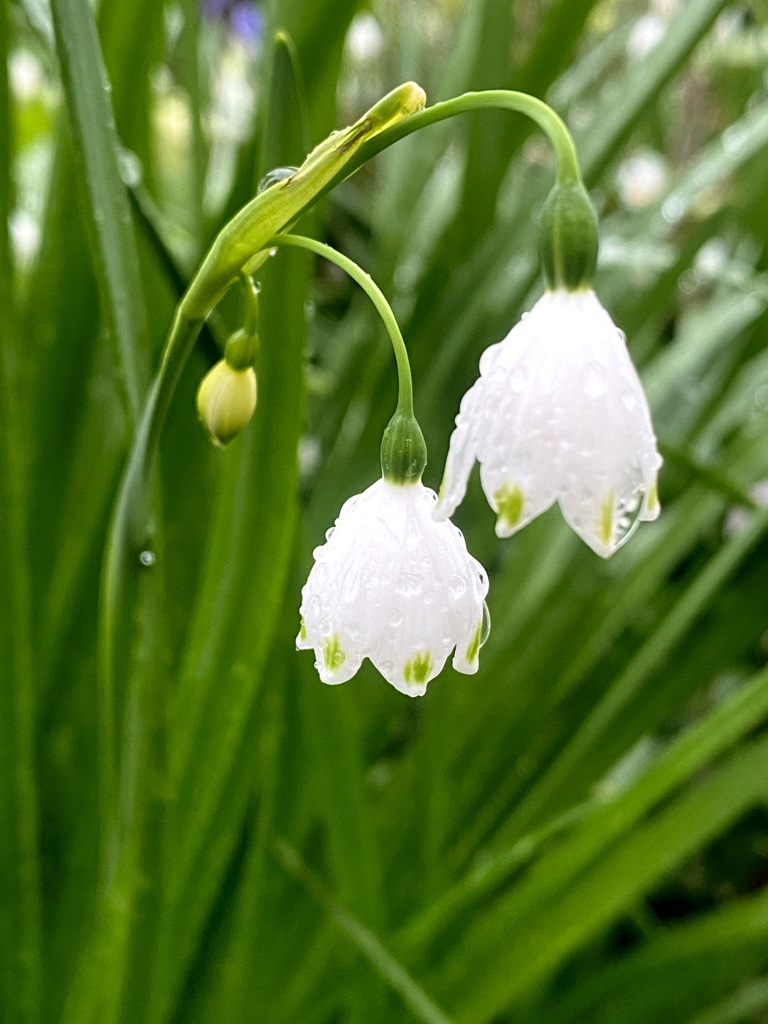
left=196, top=359, right=257, bottom=447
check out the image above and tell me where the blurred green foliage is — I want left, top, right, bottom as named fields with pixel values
left=2, top=0, right=768, bottom=1022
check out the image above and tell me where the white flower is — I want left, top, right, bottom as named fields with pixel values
left=435, top=289, right=661, bottom=558
left=297, top=478, right=489, bottom=697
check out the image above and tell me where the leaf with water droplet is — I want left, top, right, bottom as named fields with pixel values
left=256, top=166, right=299, bottom=194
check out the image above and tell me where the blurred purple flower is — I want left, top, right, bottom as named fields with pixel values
left=203, top=0, right=263, bottom=42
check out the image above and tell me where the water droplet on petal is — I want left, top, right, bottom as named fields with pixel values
left=480, top=602, right=491, bottom=647
left=583, top=363, right=607, bottom=398
left=395, top=572, right=422, bottom=597
left=510, top=367, right=527, bottom=392
left=388, top=606, right=404, bottom=627
left=614, top=488, right=645, bottom=547
left=404, top=516, right=420, bottom=551
left=256, top=166, right=298, bottom=194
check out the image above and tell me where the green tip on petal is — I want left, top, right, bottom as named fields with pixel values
left=404, top=651, right=433, bottom=685
left=645, top=478, right=660, bottom=516
left=322, top=635, right=346, bottom=671
left=600, top=489, right=615, bottom=547
left=494, top=483, right=525, bottom=529
left=465, top=622, right=483, bottom=665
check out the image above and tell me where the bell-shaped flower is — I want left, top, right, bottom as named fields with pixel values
left=297, top=478, right=489, bottom=696
left=435, top=289, right=661, bottom=557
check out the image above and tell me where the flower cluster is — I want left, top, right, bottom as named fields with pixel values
left=190, top=93, right=663, bottom=697
left=297, top=287, right=660, bottom=696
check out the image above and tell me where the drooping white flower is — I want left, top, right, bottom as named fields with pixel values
left=297, top=478, right=489, bottom=696
left=435, top=289, right=661, bottom=558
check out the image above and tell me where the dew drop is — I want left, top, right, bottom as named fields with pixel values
left=583, top=363, right=607, bottom=398
left=448, top=574, right=467, bottom=600
left=256, top=166, right=299, bottom=194
left=395, top=572, right=422, bottom=597
left=404, top=516, right=420, bottom=551
left=614, top=489, right=645, bottom=547
left=139, top=549, right=156, bottom=567
left=388, top=606, right=404, bottom=627
left=325, top=526, right=335, bottom=541
left=480, top=602, right=491, bottom=647
left=118, top=147, right=143, bottom=188
left=510, top=367, right=527, bottom=392
left=268, top=247, right=277, bottom=257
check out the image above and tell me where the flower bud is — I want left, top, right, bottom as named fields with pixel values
left=196, top=359, right=257, bottom=446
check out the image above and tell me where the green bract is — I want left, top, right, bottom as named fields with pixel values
left=380, top=411, right=428, bottom=485
left=538, top=183, right=599, bottom=292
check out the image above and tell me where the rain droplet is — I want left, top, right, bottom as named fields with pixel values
left=404, top=516, right=420, bottom=551
left=118, top=147, right=143, bottom=188
left=614, top=489, right=645, bottom=547
left=268, top=248, right=277, bottom=257
left=256, top=166, right=299, bottom=194
left=583, top=363, right=607, bottom=398
left=395, top=572, right=422, bottom=597
left=304, top=299, right=316, bottom=318
left=139, top=549, right=156, bottom=567
left=448, top=574, right=467, bottom=599
left=388, top=607, right=404, bottom=627
left=325, top=526, right=335, bottom=541
left=480, top=602, right=491, bottom=647
left=510, top=368, right=527, bottom=392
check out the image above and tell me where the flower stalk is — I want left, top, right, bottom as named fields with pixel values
left=263, top=233, right=426, bottom=484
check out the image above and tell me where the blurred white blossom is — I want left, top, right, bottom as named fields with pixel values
left=617, top=150, right=668, bottom=209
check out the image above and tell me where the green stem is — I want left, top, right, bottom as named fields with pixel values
left=265, top=233, right=415, bottom=416
left=332, top=89, right=583, bottom=191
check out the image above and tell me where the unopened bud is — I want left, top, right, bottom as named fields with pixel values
left=196, top=359, right=257, bottom=446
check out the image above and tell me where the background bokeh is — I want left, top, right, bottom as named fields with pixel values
left=3, top=0, right=768, bottom=1022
